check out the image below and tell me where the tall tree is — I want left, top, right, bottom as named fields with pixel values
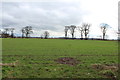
left=21, top=28, right=25, bottom=38
left=22, top=26, right=33, bottom=38
left=1, top=31, right=11, bottom=38
left=43, top=31, right=49, bottom=39
left=69, top=25, right=76, bottom=38
left=64, top=26, right=70, bottom=38
left=78, top=26, right=84, bottom=39
left=4, top=28, right=9, bottom=34
left=10, top=28, right=15, bottom=38
left=100, top=23, right=109, bottom=40
left=82, top=23, right=91, bottom=40
left=3, top=28, right=13, bottom=38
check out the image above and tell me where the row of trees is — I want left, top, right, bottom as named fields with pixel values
left=0, top=26, right=50, bottom=39
left=21, top=26, right=50, bottom=38
left=65, top=23, right=108, bottom=40
left=0, top=28, right=15, bottom=38
left=0, top=23, right=112, bottom=40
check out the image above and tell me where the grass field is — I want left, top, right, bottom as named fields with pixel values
left=2, top=38, right=118, bottom=78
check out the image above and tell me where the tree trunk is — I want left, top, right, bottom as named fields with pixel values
left=85, top=33, right=87, bottom=40
left=81, top=35, right=83, bottom=40
left=65, top=32, right=67, bottom=38
left=81, top=31, right=83, bottom=39
left=26, top=33, right=28, bottom=38
left=11, top=31, right=14, bottom=38
left=72, top=33, right=74, bottom=38
left=103, top=33, right=105, bottom=40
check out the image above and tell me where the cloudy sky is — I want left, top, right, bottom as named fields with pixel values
left=0, top=0, right=119, bottom=39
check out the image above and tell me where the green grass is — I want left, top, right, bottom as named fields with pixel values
left=2, top=38, right=118, bottom=78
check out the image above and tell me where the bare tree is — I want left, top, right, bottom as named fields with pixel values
left=78, top=26, right=84, bottom=39
left=3, top=28, right=12, bottom=38
left=21, top=28, right=25, bottom=38
left=82, top=23, right=91, bottom=40
left=100, top=23, right=109, bottom=40
left=22, top=26, right=33, bottom=38
left=4, top=28, right=9, bottom=34
left=9, top=28, right=15, bottom=38
left=69, top=25, right=76, bottom=38
left=64, top=26, right=70, bottom=38
left=43, top=31, right=49, bottom=39
left=1, top=31, right=11, bottom=38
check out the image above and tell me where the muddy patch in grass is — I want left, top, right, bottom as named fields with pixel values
left=54, top=57, right=79, bottom=66
left=91, top=63, right=119, bottom=79
left=91, top=63, right=119, bottom=72
left=0, top=61, right=19, bottom=67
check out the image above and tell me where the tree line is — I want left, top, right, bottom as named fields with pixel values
left=0, top=23, right=115, bottom=40
left=65, top=23, right=109, bottom=40
left=0, top=26, right=50, bottom=39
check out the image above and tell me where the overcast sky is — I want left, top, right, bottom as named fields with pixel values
left=0, top=0, right=119, bottom=39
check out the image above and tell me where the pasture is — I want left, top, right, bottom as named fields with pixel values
left=2, top=38, right=118, bottom=78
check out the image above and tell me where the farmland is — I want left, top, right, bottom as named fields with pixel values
left=2, top=38, right=118, bottom=78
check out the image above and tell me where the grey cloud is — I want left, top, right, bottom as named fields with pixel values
left=1, top=1, right=87, bottom=36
